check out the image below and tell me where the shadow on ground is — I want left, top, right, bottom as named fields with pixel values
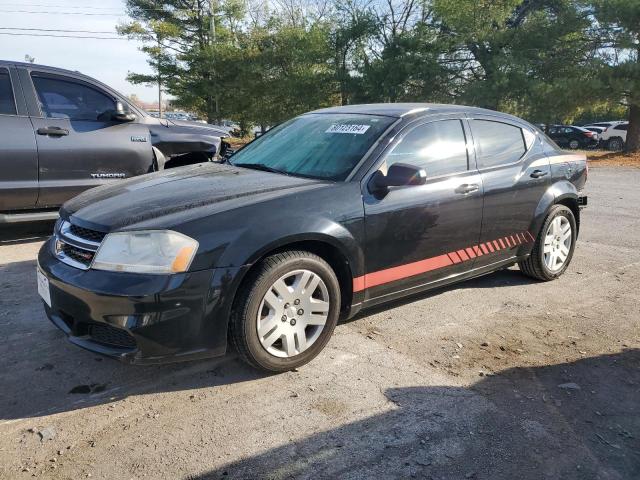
left=195, top=349, right=640, bottom=480
left=0, top=220, right=56, bottom=246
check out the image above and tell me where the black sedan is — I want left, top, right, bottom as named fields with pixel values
left=547, top=125, right=598, bottom=149
left=37, top=104, right=588, bottom=372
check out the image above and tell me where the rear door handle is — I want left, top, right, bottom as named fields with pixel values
left=530, top=169, right=548, bottom=178
left=455, top=183, right=479, bottom=194
left=37, top=126, right=69, bottom=137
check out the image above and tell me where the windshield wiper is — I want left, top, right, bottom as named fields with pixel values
left=234, top=163, right=291, bottom=176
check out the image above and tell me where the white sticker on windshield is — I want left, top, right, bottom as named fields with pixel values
left=326, top=124, right=371, bottom=135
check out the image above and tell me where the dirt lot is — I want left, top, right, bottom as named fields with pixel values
left=0, top=167, right=639, bottom=480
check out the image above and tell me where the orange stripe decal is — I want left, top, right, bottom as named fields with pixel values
left=353, top=276, right=366, bottom=292
left=363, top=254, right=453, bottom=289
left=352, top=230, right=535, bottom=292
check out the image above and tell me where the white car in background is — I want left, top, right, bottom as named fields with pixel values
left=599, top=123, right=629, bottom=151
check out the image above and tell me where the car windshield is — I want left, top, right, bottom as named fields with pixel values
left=230, top=113, right=396, bottom=181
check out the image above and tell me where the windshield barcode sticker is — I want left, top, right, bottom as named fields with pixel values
left=326, top=124, right=371, bottom=135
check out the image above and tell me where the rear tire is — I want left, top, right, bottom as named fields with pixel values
left=568, top=139, right=580, bottom=149
left=519, top=205, right=577, bottom=281
left=229, top=250, right=340, bottom=372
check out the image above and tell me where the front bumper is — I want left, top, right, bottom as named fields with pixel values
left=38, top=238, right=243, bottom=364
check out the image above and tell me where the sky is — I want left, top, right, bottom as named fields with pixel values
left=0, top=0, right=158, bottom=102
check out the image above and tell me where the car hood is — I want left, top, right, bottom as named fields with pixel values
left=166, top=118, right=230, bottom=136
left=62, top=163, right=328, bottom=231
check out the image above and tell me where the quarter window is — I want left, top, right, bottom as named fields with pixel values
left=0, top=70, right=16, bottom=115
left=32, top=75, right=116, bottom=121
left=470, top=120, right=526, bottom=169
left=385, top=120, right=468, bottom=177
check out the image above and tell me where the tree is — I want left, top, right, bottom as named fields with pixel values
left=591, top=0, right=640, bottom=152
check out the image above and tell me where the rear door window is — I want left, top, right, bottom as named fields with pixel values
left=32, top=75, right=116, bottom=121
left=470, top=120, right=526, bottom=169
left=0, top=69, right=16, bottom=115
left=385, top=119, right=469, bottom=177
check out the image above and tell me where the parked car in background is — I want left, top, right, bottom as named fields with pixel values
left=547, top=125, right=598, bottom=149
left=599, top=122, right=628, bottom=151
left=582, top=121, right=625, bottom=130
left=583, top=126, right=606, bottom=141
left=0, top=61, right=230, bottom=223
left=37, top=103, right=588, bottom=371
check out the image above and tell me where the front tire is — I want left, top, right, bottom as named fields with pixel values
left=229, top=251, right=341, bottom=372
left=519, top=205, right=577, bottom=281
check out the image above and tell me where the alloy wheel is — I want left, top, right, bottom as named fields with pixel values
left=543, top=215, right=572, bottom=272
left=256, top=269, right=330, bottom=358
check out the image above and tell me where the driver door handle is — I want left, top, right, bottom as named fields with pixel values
left=37, top=126, right=69, bottom=137
left=530, top=169, right=548, bottom=178
left=455, top=183, right=479, bottom=195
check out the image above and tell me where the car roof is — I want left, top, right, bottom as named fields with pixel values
left=311, top=103, right=518, bottom=120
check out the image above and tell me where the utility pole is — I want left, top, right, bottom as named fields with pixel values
left=157, top=36, right=163, bottom=118
left=210, top=0, right=216, bottom=43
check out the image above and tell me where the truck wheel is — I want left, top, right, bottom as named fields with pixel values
left=519, top=205, right=577, bottom=281
left=230, top=251, right=340, bottom=372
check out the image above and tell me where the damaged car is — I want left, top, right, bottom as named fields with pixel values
left=0, top=60, right=230, bottom=223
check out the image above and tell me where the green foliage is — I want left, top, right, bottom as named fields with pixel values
left=119, top=0, right=638, bottom=151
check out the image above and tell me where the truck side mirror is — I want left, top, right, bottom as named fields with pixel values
left=111, top=102, right=136, bottom=122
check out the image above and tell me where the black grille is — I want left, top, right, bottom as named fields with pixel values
left=69, top=224, right=107, bottom=243
left=61, top=242, right=95, bottom=266
left=88, top=324, right=136, bottom=349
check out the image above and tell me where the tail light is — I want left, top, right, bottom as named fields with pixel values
left=583, top=131, right=594, bottom=137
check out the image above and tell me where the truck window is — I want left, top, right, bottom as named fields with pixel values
left=32, top=75, right=116, bottom=121
left=0, top=70, right=16, bottom=115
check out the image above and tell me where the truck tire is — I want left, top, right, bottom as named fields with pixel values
left=230, top=250, right=340, bottom=372
left=519, top=205, right=577, bottom=281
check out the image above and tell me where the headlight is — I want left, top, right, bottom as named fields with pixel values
left=92, top=230, right=199, bottom=274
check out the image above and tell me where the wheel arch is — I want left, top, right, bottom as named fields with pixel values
left=234, top=234, right=359, bottom=317
left=530, top=181, right=581, bottom=239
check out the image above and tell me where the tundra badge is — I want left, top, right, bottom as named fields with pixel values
left=90, top=173, right=126, bottom=179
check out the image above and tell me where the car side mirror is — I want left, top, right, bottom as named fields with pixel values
left=368, top=163, right=427, bottom=194
left=111, top=102, right=136, bottom=122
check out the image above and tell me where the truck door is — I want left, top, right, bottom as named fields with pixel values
left=0, top=66, right=38, bottom=211
left=24, top=71, right=154, bottom=208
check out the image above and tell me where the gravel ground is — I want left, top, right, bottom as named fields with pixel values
left=0, top=167, right=638, bottom=480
